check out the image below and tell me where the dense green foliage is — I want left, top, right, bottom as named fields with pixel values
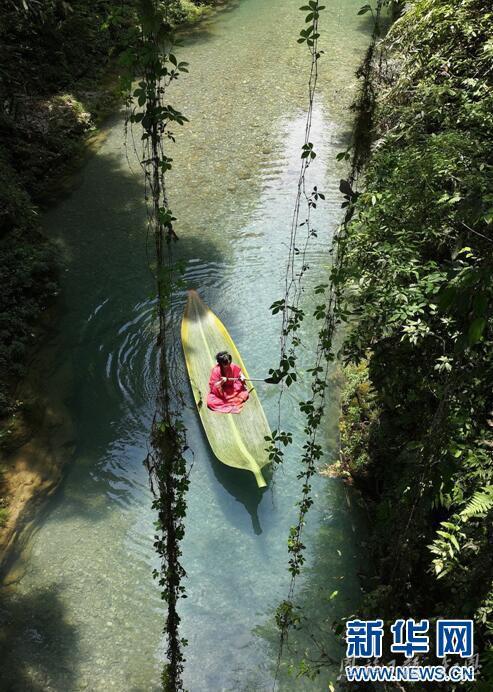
left=0, top=151, right=56, bottom=416
left=338, top=0, right=493, bottom=685
left=0, top=1, right=124, bottom=418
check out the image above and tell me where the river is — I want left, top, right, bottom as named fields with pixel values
left=1, top=1, right=372, bottom=689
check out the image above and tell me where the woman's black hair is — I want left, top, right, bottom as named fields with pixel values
left=216, top=351, right=232, bottom=366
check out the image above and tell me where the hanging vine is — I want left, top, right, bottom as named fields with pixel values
left=271, top=0, right=386, bottom=683
left=267, top=0, right=325, bottom=405
left=121, top=1, right=190, bottom=689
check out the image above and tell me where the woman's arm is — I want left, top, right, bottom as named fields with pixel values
left=235, top=366, right=247, bottom=388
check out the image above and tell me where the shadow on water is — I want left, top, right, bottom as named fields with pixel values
left=0, top=584, right=78, bottom=691
left=2, top=123, right=228, bottom=563
left=353, top=6, right=394, bottom=36
left=254, top=481, right=367, bottom=690
left=209, top=454, right=271, bottom=536
left=177, top=0, right=242, bottom=47
left=354, top=12, right=379, bottom=37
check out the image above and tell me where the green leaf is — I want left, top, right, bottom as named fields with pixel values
left=450, top=534, right=460, bottom=552
left=472, top=292, right=488, bottom=317
left=468, top=317, right=486, bottom=345
left=436, top=530, right=452, bottom=540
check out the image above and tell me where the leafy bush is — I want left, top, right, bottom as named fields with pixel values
left=338, top=0, right=493, bottom=681
left=0, top=149, right=56, bottom=418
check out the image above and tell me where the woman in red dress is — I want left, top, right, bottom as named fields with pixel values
left=207, top=351, right=250, bottom=414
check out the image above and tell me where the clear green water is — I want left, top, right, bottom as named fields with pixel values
left=1, top=1, right=372, bottom=689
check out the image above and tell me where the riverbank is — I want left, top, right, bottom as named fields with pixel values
left=0, top=0, right=228, bottom=568
left=0, top=381, right=75, bottom=578
left=335, top=0, right=493, bottom=684
left=0, top=4, right=121, bottom=564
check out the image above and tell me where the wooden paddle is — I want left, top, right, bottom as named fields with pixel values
left=225, top=375, right=282, bottom=385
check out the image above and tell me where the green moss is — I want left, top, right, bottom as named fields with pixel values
left=0, top=507, right=8, bottom=529
left=339, top=361, right=379, bottom=476
left=179, top=0, right=215, bottom=23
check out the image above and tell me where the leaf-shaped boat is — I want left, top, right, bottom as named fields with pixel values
left=181, top=290, right=271, bottom=488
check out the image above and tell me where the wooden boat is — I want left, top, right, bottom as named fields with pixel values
left=181, top=290, right=271, bottom=488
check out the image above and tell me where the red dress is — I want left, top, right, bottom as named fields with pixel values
left=207, top=363, right=250, bottom=414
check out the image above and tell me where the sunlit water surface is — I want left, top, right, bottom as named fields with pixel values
left=1, top=1, right=372, bottom=689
